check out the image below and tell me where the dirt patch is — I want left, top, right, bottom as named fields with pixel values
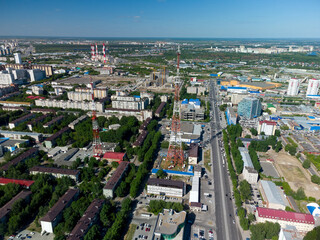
left=266, top=149, right=320, bottom=199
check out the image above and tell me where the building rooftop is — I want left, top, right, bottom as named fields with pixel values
left=44, top=115, right=64, bottom=127
left=1, top=148, right=38, bottom=171
left=0, top=178, right=34, bottom=187
left=10, top=113, right=35, bottom=125
left=27, top=114, right=47, bottom=126
left=260, top=180, right=289, bottom=207
left=30, top=108, right=56, bottom=114
left=0, top=130, right=43, bottom=137
left=0, top=190, right=32, bottom=220
left=189, top=144, right=198, bottom=158
left=147, top=178, right=185, bottom=189
left=30, top=166, right=80, bottom=176
left=133, top=130, right=148, bottom=147
left=259, top=120, right=277, bottom=126
left=103, top=161, right=129, bottom=190
left=67, top=199, right=105, bottom=240
left=103, top=152, right=126, bottom=160
left=257, top=207, right=314, bottom=224
left=139, top=117, right=151, bottom=131
left=154, top=209, right=186, bottom=236
left=155, top=102, right=166, bottom=115
left=238, top=147, right=254, bottom=169
left=45, top=127, right=70, bottom=142
left=40, top=189, right=79, bottom=222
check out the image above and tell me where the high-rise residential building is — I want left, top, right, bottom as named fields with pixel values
left=237, top=97, right=262, bottom=119
left=0, top=71, right=14, bottom=85
left=287, top=78, right=300, bottom=96
left=13, top=53, right=22, bottom=64
left=306, top=79, right=320, bottom=96
left=27, top=69, right=46, bottom=82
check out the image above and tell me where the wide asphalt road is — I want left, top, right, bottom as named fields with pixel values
left=209, top=80, right=242, bottom=240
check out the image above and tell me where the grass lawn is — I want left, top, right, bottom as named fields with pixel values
left=125, top=223, right=137, bottom=240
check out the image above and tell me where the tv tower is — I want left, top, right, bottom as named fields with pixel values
left=102, top=43, right=106, bottom=64
left=90, top=80, right=103, bottom=158
left=166, top=45, right=184, bottom=168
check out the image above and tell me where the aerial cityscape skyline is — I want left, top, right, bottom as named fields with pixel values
left=1, top=0, right=320, bottom=38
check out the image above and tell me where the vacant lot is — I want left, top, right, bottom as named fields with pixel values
left=267, top=149, right=320, bottom=199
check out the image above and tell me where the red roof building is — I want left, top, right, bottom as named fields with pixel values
left=0, top=178, right=34, bottom=188
left=256, top=207, right=315, bottom=232
left=102, top=152, right=126, bottom=162
left=257, top=120, right=277, bottom=136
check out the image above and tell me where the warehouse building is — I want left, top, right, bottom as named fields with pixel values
left=255, top=207, right=314, bottom=232
left=0, top=190, right=32, bottom=223
left=67, top=199, right=105, bottom=240
left=30, top=166, right=80, bottom=182
left=147, top=178, right=186, bottom=198
left=257, top=120, right=277, bottom=136
left=189, top=176, right=200, bottom=205
left=259, top=180, right=289, bottom=210
left=40, top=189, right=79, bottom=234
left=103, top=161, right=129, bottom=198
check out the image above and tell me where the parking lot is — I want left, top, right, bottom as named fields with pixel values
left=7, top=230, right=54, bottom=240
left=131, top=216, right=157, bottom=240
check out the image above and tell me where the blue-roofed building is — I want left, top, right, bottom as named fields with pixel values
left=181, top=99, right=188, bottom=105
left=259, top=180, right=289, bottom=210
left=307, top=203, right=320, bottom=217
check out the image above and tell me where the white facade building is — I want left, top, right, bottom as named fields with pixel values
left=306, top=79, right=320, bottom=96
left=14, top=53, right=22, bottom=64
left=257, top=120, right=277, bottom=136
left=147, top=178, right=186, bottom=197
left=0, top=71, right=14, bottom=85
left=287, top=78, right=300, bottom=96
left=112, top=96, right=148, bottom=110
left=256, top=207, right=314, bottom=233
left=35, top=99, right=104, bottom=112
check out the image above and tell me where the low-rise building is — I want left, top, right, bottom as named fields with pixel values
left=9, top=113, right=35, bottom=129
left=102, top=152, right=126, bottom=163
left=27, top=114, right=47, bottom=131
left=103, top=161, right=129, bottom=198
left=155, top=102, right=166, bottom=118
left=133, top=130, right=148, bottom=148
left=139, top=117, right=151, bottom=132
left=68, top=115, right=87, bottom=130
left=44, top=127, right=71, bottom=149
left=0, top=178, right=34, bottom=188
left=30, top=166, right=80, bottom=182
left=154, top=209, right=186, bottom=240
left=1, top=148, right=38, bottom=171
left=188, top=143, right=198, bottom=165
left=67, top=199, right=105, bottom=240
left=239, top=147, right=258, bottom=183
left=40, top=189, right=79, bottom=234
left=0, top=190, right=32, bottom=223
left=147, top=178, right=186, bottom=198
left=259, top=180, right=289, bottom=210
left=278, top=226, right=304, bottom=240
left=189, top=176, right=200, bottom=205
left=0, top=130, right=43, bottom=142
left=44, top=115, right=64, bottom=128
left=255, top=207, right=314, bottom=232
left=258, top=120, right=277, bottom=136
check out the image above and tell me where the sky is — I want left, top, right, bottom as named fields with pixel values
left=1, top=0, right=320, bottom=38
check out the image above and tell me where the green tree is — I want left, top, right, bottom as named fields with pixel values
left=275, top=129, right=281, bottom=137
left=311, top=175, right=320, bottom=185
left=239, top=180, right=252, bottom=201
left=250, top=128, right=258, bottom=136
left=84, top=225, right=100, bottom=240
left=302, top=160, right=311, bottom=169
left=250, top=222, right=280, bottom=240
left=156, top=169, right=167, bottom=179
left=303, top=226, right=320, bottom=240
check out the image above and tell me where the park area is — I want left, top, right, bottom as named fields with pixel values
left=267, top=149, right=320, bottom=199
